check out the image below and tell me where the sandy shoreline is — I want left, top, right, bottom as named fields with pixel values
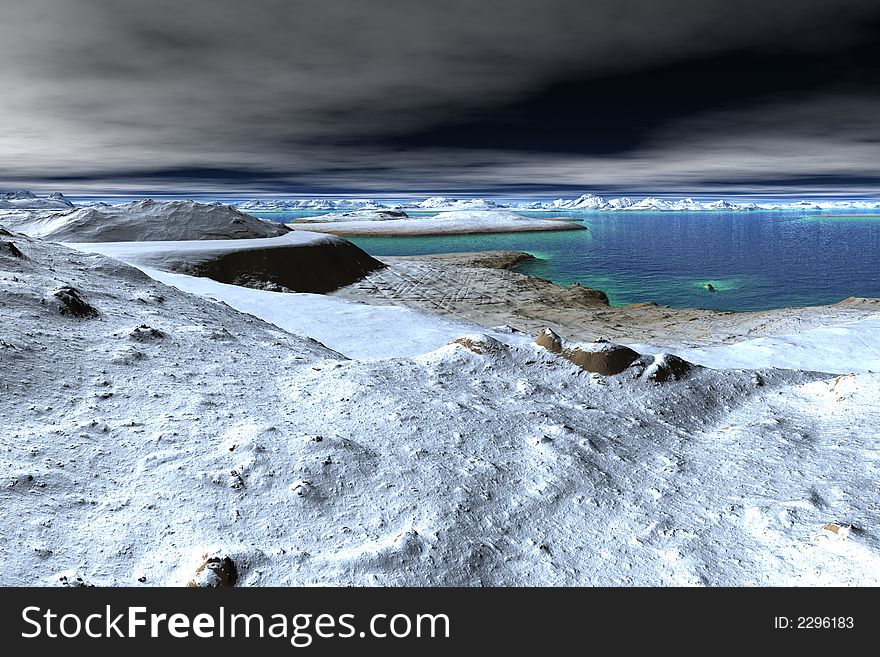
left=334, top=249, right=880, bottom=350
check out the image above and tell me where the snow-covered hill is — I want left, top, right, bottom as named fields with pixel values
left=415, top=196, right=500, bottom=210
left=0, top=190, right=74, bottom=210
left=4, top=199, right=289, bottom=242
left=549, top=193, right=621, bottom=210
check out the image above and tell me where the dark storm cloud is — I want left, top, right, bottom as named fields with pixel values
left=1, top=0, right=879, bottom=191
left=387, top=42, right=880, bottom=155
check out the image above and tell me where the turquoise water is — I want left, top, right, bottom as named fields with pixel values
left=262, top=210, right=880, bottom=311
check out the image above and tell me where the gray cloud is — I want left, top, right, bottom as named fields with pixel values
left=1, top=0, right=879, bottom=191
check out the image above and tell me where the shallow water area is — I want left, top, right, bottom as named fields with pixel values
left=304, top=209, right=880, bottom=311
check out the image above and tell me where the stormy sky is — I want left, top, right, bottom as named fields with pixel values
left=1, top=0, right=880, bottom=195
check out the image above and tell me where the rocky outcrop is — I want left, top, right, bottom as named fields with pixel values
left=47, top=286, right=99, bottom=318
left=535, top=328, right=640, bottom=375
left=629, top=352, right=695, bottom=382
left=183, top=238, right=386, bottom=294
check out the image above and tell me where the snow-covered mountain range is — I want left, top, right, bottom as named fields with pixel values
left=235, top=198, right=391, bottom=211
left=231, top=194, right=880, bottom=213
left=6, top=189, right=879, bottom=214
left=513, top=193, right=880, bottom=212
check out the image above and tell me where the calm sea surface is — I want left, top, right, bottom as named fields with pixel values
left=254, top=210, right=880, bottom=311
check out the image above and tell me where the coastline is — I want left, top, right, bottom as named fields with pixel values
left=333, top=249, right=880, bottom=351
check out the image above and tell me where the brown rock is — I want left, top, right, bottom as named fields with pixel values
left=564, top=344, right=640, bottom=375
left=535, top=328, right=640, bottom=375
left=450, top=337, right=486, bottom=354
left=535, top=327, right=563, bottom=354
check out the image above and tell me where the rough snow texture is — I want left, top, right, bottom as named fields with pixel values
left=287, top=210, right=584, bottom=236
left=2, top=228, right=879, bottom=586
left=4, top=199, right=289, bottom=242
left=0, top=190, right=73, bottom=210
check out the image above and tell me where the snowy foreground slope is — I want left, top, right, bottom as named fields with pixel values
left=2, top=229, right=878, bottom=586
